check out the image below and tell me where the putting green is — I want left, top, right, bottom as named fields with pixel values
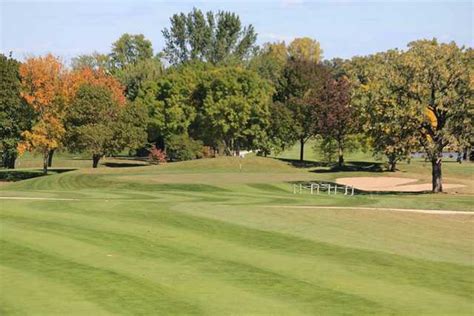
left=1, top=156, right=473, bottom=315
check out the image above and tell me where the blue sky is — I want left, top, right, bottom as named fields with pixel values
left=1, top=0, right=472, bottom=63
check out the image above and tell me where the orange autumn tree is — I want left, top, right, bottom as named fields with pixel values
left=64, top=67, right=126, bottom=105
left=18, top=54, right=67, bottom=174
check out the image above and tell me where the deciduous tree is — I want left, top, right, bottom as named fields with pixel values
left=115, top=58, right=163, bottom=101
left=0, top=54, right=33, bottom=168
left=348, top=51, right=419, bottom=171
left=249, top=42, right=287, bottom=94
left=288, top=37, right=323, bottom=63
left=402, top=39, right=473, bottom=192
left=64, top=67, right=126, bottom=105
left=108, top=33, right=162, bottom=101
left=261, top=101, right=298, bottom=155
left=138, top=63, right=204, bottom=149
left=109, top=33, right=153, bottom=70
left=71, top=52, right=110, bottom=71
left=65, top=84, right=146, bottom=168
left=18, top=54, right=66, bottom=173
left=193, top=67, right=272, bottom=154
left=313, top=76, right=355, bottom=167
left=162, top=8, right=257, bottom=65
left=279, top=58, right=330, bottom=161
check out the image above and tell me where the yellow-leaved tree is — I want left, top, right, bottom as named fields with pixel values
left=18, top=54, right=67, bottom=174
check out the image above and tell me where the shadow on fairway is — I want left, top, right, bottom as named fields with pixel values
left=277, top=158, right=385, bottom=173
left=276, top=158, right=329, bottom=168
left=312, top=161, right=385, bottom=173
left=102, top=162, right=149, bottom=168
left=0, top=168, right=75, bottom=182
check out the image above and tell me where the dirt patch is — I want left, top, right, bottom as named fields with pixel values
left=336, top=177, right=465, bottom=192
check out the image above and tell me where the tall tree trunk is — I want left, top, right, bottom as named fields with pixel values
left=223, top=138, right=232, bottom=156
left=7, top=155, right=16, bottom=169
left=43, top=151, right=49, bottom=174
left=47, top=149, right=55, bottom=167
left=389, top=161, right=397, bottom=172
left=338, top=146, right=344, bottom=168
left=92, top=154, right=101, bottom=168
left=235, top=141, right=240, bottom=157
left=431, top=158, right=443, bottom=193
left=3, top=151, right=17, bottom=169
left=388, top=155, right=397, bottom=172
left=299, top=137, right=305, bottom=162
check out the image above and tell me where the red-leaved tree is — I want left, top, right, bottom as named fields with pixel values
left=313, top=76, right=355, bottom=167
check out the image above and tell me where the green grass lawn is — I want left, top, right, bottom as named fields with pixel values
left=1, top=155, right=473, bottom=315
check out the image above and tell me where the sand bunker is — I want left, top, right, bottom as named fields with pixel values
left=336, top=177, right=465, bottom=192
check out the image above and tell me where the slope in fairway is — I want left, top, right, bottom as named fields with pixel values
left=1, top=157, right=473, bottom=315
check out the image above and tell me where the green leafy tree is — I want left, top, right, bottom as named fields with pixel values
left=141, top=63, right=204, bottom=149
left=322, top=58, right=348, bottom=79
left=193, top=67, right=272, bottom=155
left=249, top=42, right=287, bottom=95
left=109, top=33, right=153, bottom=69
left=108, top=34, right=162, bottom=101
left=0, top=54, right=33, bottom=168
left=348, top=51, right=419, bottom=171
left=349, top=39, right=472, bottom=191
left=250, top=38, right=323, bottom=98
left=162, top=8, right=257, bottom=65
left=71, top=52, right=110, bottom=71
left=279, top=58, right=330, bottom=161
left=261, top=101, right=298, bottom=155
left=116, top=58, right=163, bottom=101
left=65, top=84, right=146, bottom=168
left=401, top=39, right=473, bottom=192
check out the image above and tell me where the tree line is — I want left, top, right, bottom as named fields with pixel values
left=1, top=8, right=472, bottom=192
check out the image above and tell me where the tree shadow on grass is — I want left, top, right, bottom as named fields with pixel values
left=0, top=168, right=75, bottom=182
left=102, top=162, right=149, bottom=168
left=277, top=158, right=329, bottom=169
left=277, top=158, right=385, bottom=173
left=313, top=161, right=385, bottom=173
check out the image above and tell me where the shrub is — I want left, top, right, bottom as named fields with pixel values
left=166, top=135, right=203, bottom=161
left=148, top=145, right=167, bottom=164
left=201, top=146, right=216, bottom=158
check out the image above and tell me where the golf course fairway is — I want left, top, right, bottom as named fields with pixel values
left=1, top=156, right=473, bottom=315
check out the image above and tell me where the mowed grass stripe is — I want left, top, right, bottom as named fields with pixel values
left=5, top=220, right=471, bottom=315
left=105, top=207, right=473, bottom=299
left=1, top=228, right=315, bottom=316
left=0, top=239, right=204, bottom=315
left=1, top=157, right=473, bottom=314
left=0, top=213, right=391, bottom=315
left=1, top=205, right=472, bottom=302
left=0, top=265, right=114, bottom=315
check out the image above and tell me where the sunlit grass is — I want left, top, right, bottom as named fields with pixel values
left=1, top=153, right=473, bottom=315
